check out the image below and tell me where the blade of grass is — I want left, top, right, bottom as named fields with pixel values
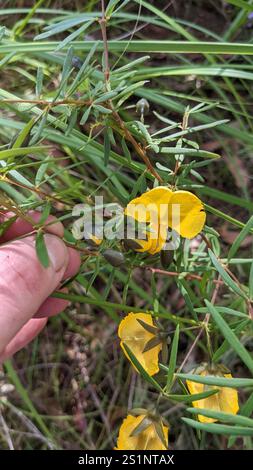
left=205, top=300, right=253, bottom=375
left=4, top=360, right=54, bottom=441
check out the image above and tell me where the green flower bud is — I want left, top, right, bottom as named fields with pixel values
left=136, top=98, right=150, bottom=122
left=136, top=98, right=150, bottom=115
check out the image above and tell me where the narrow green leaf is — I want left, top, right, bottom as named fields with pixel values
left=142, top=336, right=162, bottom=353
left=14, top=0, right=45, bottom=37
left=250, top=260, right=253, bottom=300
left=34, top=17, right=90, bottom=41
left=36, top=66, right=43, bottom=98
left=58, top=47, right=73, bottom=98
left=187, top=408, right=253, bottom=427
left=66, top=108, right=78, bottom=136
left=225, top=0, right=253, bottom=12
left=67, top=42, right=98, bottom=95
left=55, top=19, right=95, bottom=52
left=29, top=112, right=48, bottom=145
left=212, top=320, right=249, bottom=363
left=94, top=90, right=118, bottom=104
left=35, top=158, right=50, bottom=186
left=206, top=204, right=253, bottom=230
left=196, top=306, right=248, bottom=319
left=0, top=159, right=34, bottom=188
left=205, top=300, right=253, bottom=375
left=38, top=202, right=51, bottom=226
left=153, top=420, right=168, bottom=449
left=208, top=249, right=248, bottom=299
left=112, top=55, right=150, bottom=74
left=135, top=65, right=253, bottom=81
left=176, top=372, right=253, bottom=388
left=166, top=389, right=219, bottom=403
left=94, top=104, right=112, bottom=114
left=166, top=324, right=180, bottom=392
left=159, top=119, right=229, bottom=142
left=160, top=147, right=220, bottom=159
left=107, top=0, right=131, bottom=16
left=3, top=40, right=253, bottom=56
left=182, top=417, right=253, bottom=436
left=12, top=118, right=35, bottom=148
left=228, top=215, right=253, bottom=261
left=137, top=318, right=158, bottom=334
left=80, top=106, right=91, bottom=125
left=35, top=231, right=50, bottom=268
left=0, top=146, right=48, bottom=160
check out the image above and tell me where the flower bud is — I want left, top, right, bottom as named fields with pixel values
left=72, top=56, right=83, bottom=70
left=136, top=98, right=150, bottom=116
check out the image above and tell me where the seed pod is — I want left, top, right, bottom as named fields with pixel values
left=123, top=239, right=142, bottom=251
left=103, top=249, right=125, bottom=267
left=160, top=250, right=173, bottom=269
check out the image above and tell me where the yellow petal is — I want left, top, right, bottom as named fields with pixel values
left=125, top=187, right=172, bottom=254
left=186, top=371, right=239, bottom=423
left=169, top=191, right=206, bottom=239
left=89, top=234, right=102, bottom=245
left=128, top=223, right=160, bottom=254
left=133, top=224, right=167, bottom=254
left=125, top=186, right=173, bottom=222
left=116, top=414, right=169, bottom=450
left=217, top=374, right=239, bottom=416
left=118, top=313, right=162, bottom=376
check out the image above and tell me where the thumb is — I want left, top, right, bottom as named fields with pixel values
left=0, top=234, right=69, bottom=353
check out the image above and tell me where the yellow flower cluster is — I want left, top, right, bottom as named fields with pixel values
left=116, top=312, right=239, bottom=449
left=114, top=188, right=238, bottom=450
left=125, top=187, right=206, bottom=254
left=118, top=312, right=162, bottom=376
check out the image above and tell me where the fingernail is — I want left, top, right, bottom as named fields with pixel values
left=44, top=234, right=69, bottom=272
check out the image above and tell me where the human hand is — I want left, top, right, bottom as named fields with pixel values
left=0, top=211, right=81, bottom=362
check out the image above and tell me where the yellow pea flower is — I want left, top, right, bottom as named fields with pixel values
left=116, top=414, right=169, bottom=450
left=118, top=313, right=162, bottom=376
left=125, top=186, right=206, bottom=254
left=186, top=366, right=239, bottom=423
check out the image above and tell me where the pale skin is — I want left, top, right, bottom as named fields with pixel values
left=0, top=212, right=81, bottom=362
